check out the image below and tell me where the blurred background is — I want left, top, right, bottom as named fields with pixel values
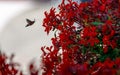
left=0, top=0, right=82, bottom=74
left=0, top=0, right=59, bottom=73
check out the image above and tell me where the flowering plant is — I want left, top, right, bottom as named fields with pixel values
left=0, top=51, right=39, bottom=75
left=0, top=0, right=120, bottom=75
left=41, top=0, right=120, bottom=75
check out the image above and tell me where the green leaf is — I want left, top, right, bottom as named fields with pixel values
left=108, top=16, right=111, bottom=20
left=91, top=22, right=103, bottom=26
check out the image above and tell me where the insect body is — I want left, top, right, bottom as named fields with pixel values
left=25, top=19, right=35, bottom=27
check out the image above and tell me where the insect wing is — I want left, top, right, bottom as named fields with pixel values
left=26, top=19, right=32, bottom=24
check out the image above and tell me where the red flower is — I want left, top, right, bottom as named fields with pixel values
left=80, top=26, right=99, bottom=46
left=100, top=4, right=106, bottom=12
left=115, top=58, right=120, bottom=69
left=57, top=63, right=89, bottom=75
left=104, top=58, right=114, bottom=68
left=90, top=62, right=103, bottom=75
left=43, top=8, right=58, bottom=34
left=102, top=21, right=117, bottom=53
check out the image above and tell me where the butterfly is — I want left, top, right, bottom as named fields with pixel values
left=25, top=19, right=35, bottom=27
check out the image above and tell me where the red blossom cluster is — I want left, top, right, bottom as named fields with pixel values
left=42, top=0, right=120, bottom=75
left=0, top=51, right=39, bottom=75
left=0, top=52, right=20, bottom=75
